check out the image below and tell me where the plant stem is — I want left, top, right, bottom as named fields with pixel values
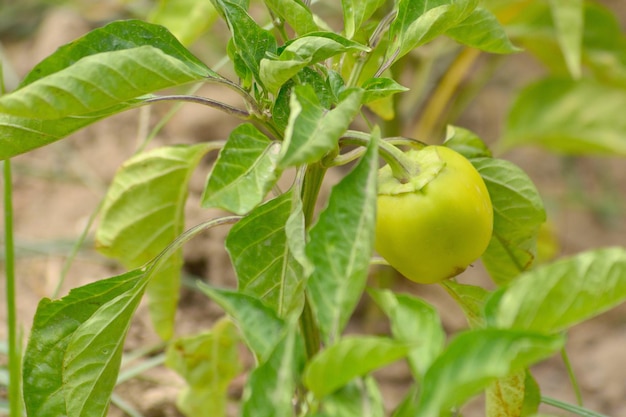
left=300, top=163, right=326, bottom=227
left=3, top=160, right=23, bottom=417
left=300, top=297, right=321, bottom=359
left=541, top=396, right=609, bottom=417
left=342, top=131, right=415, bottom=183
left=561, top=347, right=584, bottom=406
left=145, top=95, right=250, bottom=119
left=298, top=163, right=325, bottom=358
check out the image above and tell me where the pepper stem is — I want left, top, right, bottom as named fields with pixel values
left=342, top=130, right=419, bottom=183
left=378, top=139, right=418, bottom=184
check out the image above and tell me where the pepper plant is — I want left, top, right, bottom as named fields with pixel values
left=2, top=1, right=626, bottom=417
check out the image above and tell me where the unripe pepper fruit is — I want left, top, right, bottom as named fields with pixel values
left=375, top=145, right=493, bottom=284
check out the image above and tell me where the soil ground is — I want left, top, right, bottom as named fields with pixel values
left=1, top=5, right=626, bottom=417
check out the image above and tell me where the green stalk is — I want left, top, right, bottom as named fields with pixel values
left=4, top=159, right=23, bottom=417
left=561, top=347, right=584, bottom=406
left=342, top=130, right=416, bottom=183
left=2, top=60, right=23, bottom=417
left=298, top=163, right=325, bottom=359
left=541, top=396, right=609, bottom=417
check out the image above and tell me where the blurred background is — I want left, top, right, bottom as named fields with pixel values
left=1, top=1, right=625, bottom=416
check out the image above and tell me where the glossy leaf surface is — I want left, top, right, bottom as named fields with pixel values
left=306, top=131, right=378, bottom=342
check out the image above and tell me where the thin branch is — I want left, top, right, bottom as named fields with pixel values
left=145, top=95, right=250, bottom=119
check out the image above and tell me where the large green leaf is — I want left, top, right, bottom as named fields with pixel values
left=548, top=0, right=583, bottom=78
left=342, top=0, right=386, bottom=39
left=504, top=2, right=623, bottom=83
left=272, top=68, right=335, bottom=132
left=581, top=2, right=626, bottom=88
left=18, top=19, right=213, bottom=87
left=303, top=336, right=410, bottom=398
left=321, top=377, right=385, bottom=417
left=444, top=125, right=492, bottom=159
left=388, top=0, right=478, bottom=64
left=264, top=0, right=318, bottom=35
left=279, top=86, right=363, bottom=168
left=503, top=77, right=626, bottom=156
left=260, top=33, right=368, bottom=94
left=23, top=211, right=207, bottom=417
left=210, top=0, right=277, bottom=87
left=410, top=329, right=564, bottom=417
left=96, top=144, right=211, bottom=339
left=225, top=190, right=310, bottom=318
left=62, top=277, right=148, bottom=417
left=0, top=101, right=142, bottom=160
left=0, top=20, right=215, bottom=159
left=486, top=371, right=540, bottom=417
left=361, top=77, right=409, bottom=104
left=149, top=0, right=219, bottom=46
left=22, top=269, right=144, bottom=417
left=474, top=157, right=546, bottom=285
left=241, top=325, right=300, bottom=417
left=368, top=289, right=445, bottom=379
left=441, top=280, right=490, bottom=328
left=306, top=129, right=378, bottom=342
left=486, top=247, right=626, bottom=333
left=198, top=284, right=286, bottom=362
left=0, top=46, right=206, bottom=120
left=202, top=123, right=280, bottom=214
left=446, top=7, right=520, bottom=54
left=165, top=318, right=242, bottom=417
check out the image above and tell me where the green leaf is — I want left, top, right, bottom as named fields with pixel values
left=548, top=0, right=583, bottom=78
left=264, top=0, right=318, bottom=35
left=473, top=157, right=546, bottom=285
left=342, top=0, right=386, bottom=39
left=520, top=371, right=542, bottom=417
left=0, top=101, right=142, bottom=159
left=303, top=336, right=411, bottom=398
left=441, top=281, right=490, bottom=328
left=260, top=33, right=368, bottom=94
left=197, top=284, right=286, bottom=362
left=306, top=129, right=378, bottom=342
left=486, top=371, right=542, bottom=417
left=388, top=0, right=478, bottom=64
left=486, top=247, right=626, bottom=333
left=225, top=190, right=310, bottom=318
left=446, top=7, right=520, bottom=54
left=96, top=144, right=210, bottom=339
left=0, top=46, right=208, bottom=120
left=361, top=77, right=409, bottom=103
left=23, top=269, right=144, bottom=417
left=503, top=77, right=626, bottom=156
left=63, top=274, right=149, bottom=417
left=444, top=125, right=492, bottom=159
left=241, top=325, right=300, bottom=417
left=368, top=289, right=444, bottom=379
left=272, top=68, right=334, bottom=132
left=279, top=86, right=363, bottom=168
left=149, top=0, right=219, bottom=46
left=19, top=19, right=213, bottom=87
left=321, top=377, right=385, bottom=417
left=228, top=38, right=254, bottom=88
left=202, top=124, right=280, bottom=214
left=165, top=318, right=242, bottom=417
left=485, top=371, right=526, bottom=417
left=210, top=0, right=277, bottom=87
left=412, top=329, right=564, bottom=417
left=581, top=3, right=626, bottom=89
